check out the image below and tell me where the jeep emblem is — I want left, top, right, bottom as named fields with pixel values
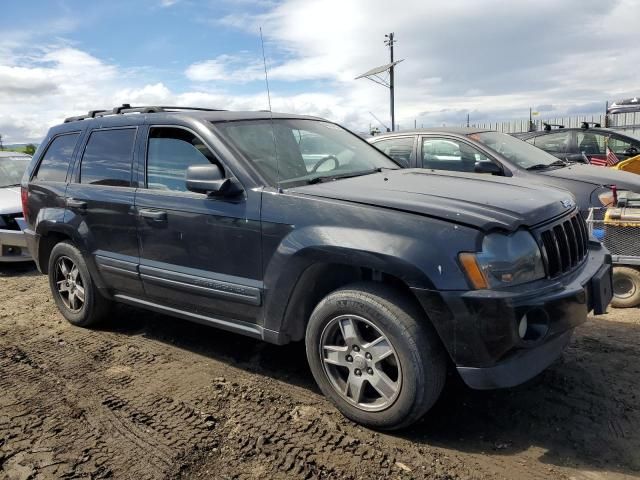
left=561, top=199, right=575, bottom=208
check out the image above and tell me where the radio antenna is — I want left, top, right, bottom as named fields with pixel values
left=260, top=27, right=272, bottom=112
left=259, top=27, right=280, bottom=190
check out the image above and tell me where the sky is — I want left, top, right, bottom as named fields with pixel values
left=1, top=0, right=639, bottom=143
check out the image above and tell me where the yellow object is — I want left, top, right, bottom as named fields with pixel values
left=604, top=207, right=640, bottom=226
left=458, top=253, right=489, bottom=289
left=613, top=154, right=640, bottom=175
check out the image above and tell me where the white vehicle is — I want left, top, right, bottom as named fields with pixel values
left=0, top=151, right=32, bottom=262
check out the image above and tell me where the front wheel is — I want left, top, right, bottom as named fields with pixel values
left=305, top=283, right=446, bottom=430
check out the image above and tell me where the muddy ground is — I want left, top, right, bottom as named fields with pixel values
left=0, top=263, right=638, bottom=480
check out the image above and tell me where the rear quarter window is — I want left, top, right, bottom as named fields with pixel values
left=33, top=133, right=80, bottom=182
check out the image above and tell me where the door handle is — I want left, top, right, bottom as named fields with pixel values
left=66, top=198, right=87, bottom=210
left=138, top=209, right=167, bottom=222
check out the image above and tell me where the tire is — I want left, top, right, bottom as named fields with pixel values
left=47, top=241, right=111, bottom=327
left=305, top=282, right=446, bottom=430
left=611, top=266, right=640, bottom=308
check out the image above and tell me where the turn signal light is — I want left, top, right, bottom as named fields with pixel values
left=458, top=253, right=489, bottom=289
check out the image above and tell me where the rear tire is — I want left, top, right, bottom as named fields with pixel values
left=305, top=282, right=446, bottom=430
left=47, top=241, right=111, bottom=327
left=611, top=266, right=640, bottom=308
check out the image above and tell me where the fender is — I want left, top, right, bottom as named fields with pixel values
left=261, top=224, right=475, bottom=337
left=34, top=209, right=109, bottom=291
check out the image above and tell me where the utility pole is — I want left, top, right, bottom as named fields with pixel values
left=355, top=34, right=403, bottom=133
left=385, top=33, right=396, bottom=131
left=0, top=134, right=3, bottom=151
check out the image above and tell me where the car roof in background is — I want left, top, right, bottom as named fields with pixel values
left=370, top=127, right=492, bottom=139
left=515, top=127, right=637, bottom=139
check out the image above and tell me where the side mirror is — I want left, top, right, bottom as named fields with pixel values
left=474, top=161, right=502, bottom=175
left=186, top=165, right=241, bottom=196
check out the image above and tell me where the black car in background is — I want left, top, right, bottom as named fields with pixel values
left=514, top=124, right=640, bottom=164
left=22, top=105, right=612, bottom=430
left=368, top=128, right=640, bottom=215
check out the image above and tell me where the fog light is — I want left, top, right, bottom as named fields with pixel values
left=518, top=314, right=528, bottom=339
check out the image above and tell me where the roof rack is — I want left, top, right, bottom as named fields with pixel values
left=64, top=104, right=226, bottom=123
left=580, top=121, right=601, bottom=129
left=543, top=122, right=565, bottom=131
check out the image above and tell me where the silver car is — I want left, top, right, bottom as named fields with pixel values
left=0, top=151, right=32, bottom=262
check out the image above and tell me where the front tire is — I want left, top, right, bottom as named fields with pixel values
left=611, top=266, right=640, bottom=308
left=305, top=283, right=446, bottom=430
left=48, top=241, right=111, bottom=327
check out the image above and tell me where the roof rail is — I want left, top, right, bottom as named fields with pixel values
left=64, top=104, right=226, bottom=123
left=543, top=122, right=565, bottom=131
left=580, top=121, right=601, bottom=129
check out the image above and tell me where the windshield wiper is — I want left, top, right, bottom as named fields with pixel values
left=306, top=167, right=388, bottom=184
left=526, top=160, right=565, bottom=171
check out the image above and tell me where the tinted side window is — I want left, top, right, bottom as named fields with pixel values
left=147, top=127, right=217, bottom=192
left=533, top=132, right=570, bottom=153
left=576, top=132, right=605, bottom=155
left=421, top=138, right=491, bottom=172
left=80, top=129, right=136, bottom=187
left=372, top=137, right=414, bottom=167
left=34, top=133, right=80, bottom=182
left=608, top=136, right=640, bottom=157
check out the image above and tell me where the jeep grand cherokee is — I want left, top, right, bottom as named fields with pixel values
left=22, top=105, right=612, bottom=430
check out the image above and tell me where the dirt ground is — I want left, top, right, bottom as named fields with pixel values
left=0, top=263, right=638, bottom=480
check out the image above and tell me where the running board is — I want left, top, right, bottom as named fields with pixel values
left=114, top=294, right=263, bottom=339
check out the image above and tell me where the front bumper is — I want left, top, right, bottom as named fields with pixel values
left=0, top=226, right=31, bottom=262
left=412, top=242, right=612, bottom=389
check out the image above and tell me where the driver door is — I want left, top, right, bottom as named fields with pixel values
left=134, top=125, right=263, bottom=324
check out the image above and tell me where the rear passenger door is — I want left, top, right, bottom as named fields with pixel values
left=66, top=127, right=143, bottom=296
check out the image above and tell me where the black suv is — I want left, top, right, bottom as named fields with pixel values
left=22, top=105, right=612, bottom=430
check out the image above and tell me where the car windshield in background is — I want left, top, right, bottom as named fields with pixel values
left=0, top=156, right=30, bottom=188
left=215, top=119, right=399, bottom=187
left=470, top=132, right=563, bottom=169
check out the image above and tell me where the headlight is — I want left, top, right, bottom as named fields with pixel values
left=459, top=230, right=545, bottom=289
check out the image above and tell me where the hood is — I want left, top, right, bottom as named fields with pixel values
left=0, top=187, right=22, bottom=215
left=291, top=169, right=576, bottom=231
left=539, top=163, right=640, bottom=191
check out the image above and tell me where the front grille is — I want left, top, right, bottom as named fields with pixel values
left=0, top=214, right=22, bottom=231
left=539, top=213, right=589, bottom=278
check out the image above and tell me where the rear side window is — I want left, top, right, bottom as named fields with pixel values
left=34, top=133, right=80, bottom=182
left=80, top=128, right=136, bottom=187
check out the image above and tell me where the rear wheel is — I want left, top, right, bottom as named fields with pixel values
left=48, top=241, right=111, bottom=327
left=305, top=283, right=446, bottom=430
left=611, top=266, right=640, bottom=308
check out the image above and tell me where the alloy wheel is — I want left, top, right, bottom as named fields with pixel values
left=319, top=314, right=402, bottom=412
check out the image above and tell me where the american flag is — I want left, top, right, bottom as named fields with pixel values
left=589, top=145, right=620, bottom=167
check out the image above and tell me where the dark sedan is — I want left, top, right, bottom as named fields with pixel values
left=368, top=128, right=640, bottom=215
left=514, top=124, right=640, bottom=164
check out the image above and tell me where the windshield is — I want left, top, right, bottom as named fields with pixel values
left=214, top=119, right=399, bottom=187
left=0, top=156, right=30, bottom=188
left=470, top=132, right=563, bottom=169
